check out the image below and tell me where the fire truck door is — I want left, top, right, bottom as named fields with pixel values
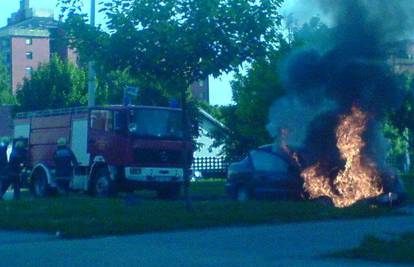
left=89, top=109, right=127, bottom=164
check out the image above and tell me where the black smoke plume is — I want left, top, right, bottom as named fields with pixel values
left=269, top=0, right=414, bottom=176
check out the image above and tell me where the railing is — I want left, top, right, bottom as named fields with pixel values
left=16, top=107, right=89, bottom=119
left=192, top=157, right=229, bottom=178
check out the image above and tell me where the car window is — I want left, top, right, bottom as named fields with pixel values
left=229, top=156, right=251, bottom=173
left=250, top=150, right=288, bottom=172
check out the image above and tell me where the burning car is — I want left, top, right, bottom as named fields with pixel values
left=226, top=142, right=406, bottom=206
left=226, top=144, right=304, bottom=201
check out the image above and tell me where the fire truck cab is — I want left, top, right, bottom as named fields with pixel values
left=14, top=105, right=192, bottom=199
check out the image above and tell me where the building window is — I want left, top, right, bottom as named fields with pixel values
left=25, top=52, right=33, bottom=60
left=25, top=67, right=33, bottom=77
left=25, top=38, right=32, bottom=45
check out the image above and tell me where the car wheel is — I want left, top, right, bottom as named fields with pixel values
left=32, top=169, right=52, bottom=197
left=236, top=186, right=249, bottom=202
left=93, top=169, right=117, bottom=197
left=314, top=196, right=334, bottom=206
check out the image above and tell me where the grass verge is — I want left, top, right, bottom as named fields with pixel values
left=334, top=233, right=414, bottom=264
left=0, top=196, right=402, bottom=239
left=190, top=179, right=226, bottom=199
left=401, top=174, right=414, bottom=202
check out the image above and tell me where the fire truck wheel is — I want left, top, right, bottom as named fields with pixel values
left=156, top=185, right=181, bottom=200
left=93, top=169, right=117, bottom=197
left=32, top=169, right=52, bottom=197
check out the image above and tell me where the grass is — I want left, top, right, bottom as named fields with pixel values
left=334, top=171, right=413, bottom=265
left=0, top=201, right=402, bottom=238
left=401, top=174, right=414, bottom=201
left=190, top=179, right=226, bottom=199
left=122, top=179, right=226, bottom=200
left=334, top=233, right=414, bottom=264
left=0, top=179, right=405, bottom=238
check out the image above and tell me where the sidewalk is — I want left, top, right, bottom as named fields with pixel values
left=0, top=213, right=412, bottom=266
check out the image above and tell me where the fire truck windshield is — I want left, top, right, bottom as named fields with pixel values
left=129, top=108, right=183, bottom=139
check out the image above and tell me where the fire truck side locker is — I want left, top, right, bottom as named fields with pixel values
left=14, top=108, right=90, bottom=194
left=70, top=116, right=90, bottom=191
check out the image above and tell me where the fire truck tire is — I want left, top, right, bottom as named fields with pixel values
left=92, top=169, right=117, bottom=197
left=31, top=169, right=53, bottom=197
left=156, top=185, right=181, bottom=200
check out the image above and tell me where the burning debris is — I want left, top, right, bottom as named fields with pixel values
left=268, top=1, right=414, bottom=207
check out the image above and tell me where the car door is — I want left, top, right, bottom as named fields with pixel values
left=249, top=150, right=292, bottom=198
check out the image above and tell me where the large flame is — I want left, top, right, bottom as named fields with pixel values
left=302, top=106, right=383, bottom=207
left=280, top=128, right=302, bottom=169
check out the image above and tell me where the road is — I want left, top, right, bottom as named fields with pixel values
left=0, top=208, right=413, bottom=267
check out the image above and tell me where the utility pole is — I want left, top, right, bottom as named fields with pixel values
left=87, top=0, right=96, bottom=107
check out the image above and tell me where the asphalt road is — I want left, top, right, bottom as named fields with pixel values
left=0, top=208, right=413, bottom=267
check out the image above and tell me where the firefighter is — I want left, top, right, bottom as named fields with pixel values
left=53, top=138, right=78, bottom=194
left=0, top=137, right=10, bottom=199
left=1, top=140, right=27, bottom=200
left=0, top=137, right=9, bottom=174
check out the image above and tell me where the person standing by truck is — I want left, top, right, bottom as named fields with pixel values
left=1, top=140, right=27, bottom=200
left=53, top=138, right=78, bottom=194
left=0, top=137, right=10, bottom=199
left=0, top=137, right=9, bottom=174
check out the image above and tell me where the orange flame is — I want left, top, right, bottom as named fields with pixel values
left=302, top=106, right=383, bottom=207
left=280, top=128, right=302, bottom=168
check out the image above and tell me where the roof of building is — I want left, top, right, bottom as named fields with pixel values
left=199, top=108, right=229, bottom=134
left=0, top=16, right=56, bottom=38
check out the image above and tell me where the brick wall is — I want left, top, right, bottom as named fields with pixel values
left=11, top=36, right=50, bottom=92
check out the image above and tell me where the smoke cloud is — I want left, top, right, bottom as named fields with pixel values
left=269, top=0, right=413, bottom=172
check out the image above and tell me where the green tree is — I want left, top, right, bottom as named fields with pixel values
left=59, top=0, right=282, bottom=97
left=59, top=0, right=283, bottom=207
left=0, top=55, right=15, bottom=104
left=96, top=68, right=170, bottom=106
left=16, top=55, right=87, bottom=112
left=385, top=74, right=414, bottom=172
left=213, top=42, right=290, bottom=160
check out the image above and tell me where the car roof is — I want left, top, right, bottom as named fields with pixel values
left=258, top=144, right=278, bottom=152
left=253, top=145, right=292, bottom=163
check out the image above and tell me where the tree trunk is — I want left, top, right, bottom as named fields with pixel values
left=181, top=88, right=193, bottom=212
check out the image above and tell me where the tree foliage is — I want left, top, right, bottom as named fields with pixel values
left=385, top=75, right=414, bottom=172
left=96, top=68, right=172, bottom=106
left=16, top=55, right=87, bottom=112
left=59, top=0, right=283, bottom=94
left=213, top=43, right=290, bottom=160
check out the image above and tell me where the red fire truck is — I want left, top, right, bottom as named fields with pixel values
left=14, top=105, right=192, bottom=198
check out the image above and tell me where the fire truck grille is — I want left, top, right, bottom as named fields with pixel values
left=133, top=148, right=183, bottom=165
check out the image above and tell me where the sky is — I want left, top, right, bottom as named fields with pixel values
left=0, top=0, right=303, bottom=106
